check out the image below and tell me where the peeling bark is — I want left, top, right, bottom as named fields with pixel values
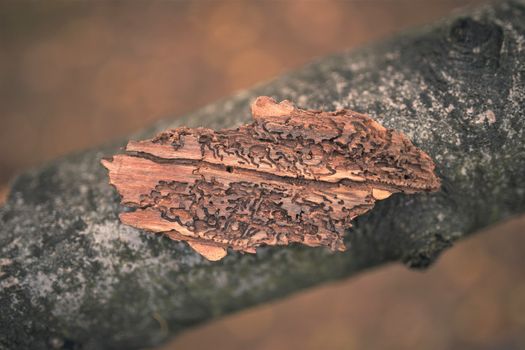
left=102, top=97, right=439, bottom=260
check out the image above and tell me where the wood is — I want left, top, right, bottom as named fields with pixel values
left=102, top=96, right=440, bottom=260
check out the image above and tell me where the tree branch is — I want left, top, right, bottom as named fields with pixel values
left=1, top=1, right=524, bottom=349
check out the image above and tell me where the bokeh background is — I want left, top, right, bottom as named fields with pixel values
left=1, top=1, right=524, bottom=349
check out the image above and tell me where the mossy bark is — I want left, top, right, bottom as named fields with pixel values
left=1, top=1, right=524, bottom=349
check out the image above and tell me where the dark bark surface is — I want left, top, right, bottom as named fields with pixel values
left=1, top=1, right=524, bottom=349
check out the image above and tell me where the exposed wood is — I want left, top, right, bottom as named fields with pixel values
left=102, top=96, right=440, bottom=260
left=186, top=242, right=227, bottom=261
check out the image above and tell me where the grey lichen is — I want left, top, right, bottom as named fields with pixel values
left=1, top=1, right=525, bottom=349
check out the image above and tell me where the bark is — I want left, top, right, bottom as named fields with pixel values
left=103, top=96, right=439, bottom=261
left=1, top=1, right=524, bottom=349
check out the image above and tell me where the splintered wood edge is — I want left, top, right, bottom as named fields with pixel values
left=251, top=96, right=295, bottom=118
left=186, top=241, right=227, bottom=261
left=372, top=188, right=392, bottom=200
left=102, top=96, right=440, bottom=261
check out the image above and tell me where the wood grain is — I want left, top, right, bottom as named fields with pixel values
left=102, top=96, right=440, bottom=260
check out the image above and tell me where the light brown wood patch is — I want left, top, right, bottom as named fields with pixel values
left=102, top=96, right=440, bottom=260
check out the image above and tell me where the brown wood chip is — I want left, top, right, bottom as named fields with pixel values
left=102, top=96, right=440, bottom=261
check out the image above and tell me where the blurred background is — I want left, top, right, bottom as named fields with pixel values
left=1, top=1, right=524, bottom=349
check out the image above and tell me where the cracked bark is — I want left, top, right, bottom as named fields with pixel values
left=1, top=1, right=524, bottom=349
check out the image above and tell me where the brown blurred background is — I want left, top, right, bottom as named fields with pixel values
left=1, top=1, right=524, bottom=349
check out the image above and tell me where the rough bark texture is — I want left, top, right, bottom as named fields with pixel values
left=1, top=1, right=525, bottom=349
left=103, top=96, right=440, bottom=260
